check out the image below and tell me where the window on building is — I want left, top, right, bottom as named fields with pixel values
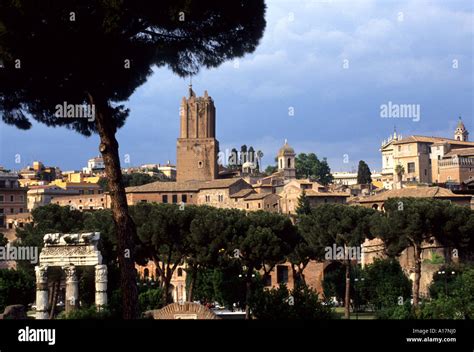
left=218, top=194, right=223, bottom=202
left=246, top=203, right=249, bottom=209
left=277, top=265, right=288, bottom=284
left=0, top=208, right=3, bottom=214
left=79, top=190, right=84, bottom=195
left=424, top=169, right=427, bottom=176
left=198, top=161, right=203, bottom=168
left=182, top=194, right=187, bottom=203
left=172, top=195, right=178, bottom=203
left=287, top=158, right=291, bottom=168
left=205, top=195, right=210, bottom=202
left=177, top=268, right=183, bottom=277
left=258, top=203, right=261, bottom=208
left=19, top=208, right=23, bottom=213
left=398, top=146, right=401, bottom=152
left=144, top=268, right=149, bottom=278
left=10, top=195, right=14, bottom=202
left=162, top=195, right=168, bottom=203
left=438, top=155, right=441, bottom=160
left=0, top=195, right=3, bottom=202
left=407, top=162, right=415, bottom=173
left=88, top=190, right=94, bottom=195
left=0, top=181, right=5, bottom=188
left=10, top=208, right=14, bottom=214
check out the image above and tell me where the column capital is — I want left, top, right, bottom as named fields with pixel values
left=35, top=265, right=48, bottom=284
left=63, top=264, right=77, bottom=283
left=95, top=264, right=108, bottom=283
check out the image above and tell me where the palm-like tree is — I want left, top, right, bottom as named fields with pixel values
left=394, top=164, right=405, bottom=182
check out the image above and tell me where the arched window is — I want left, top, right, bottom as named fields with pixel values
left=144, top=268, right=149, bottom=278
left=177, top=268, right=183, bottom=277
left=287, top=158, right=291, bottom=168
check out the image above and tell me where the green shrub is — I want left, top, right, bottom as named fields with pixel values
left=139, top=287, right=165, bottom=312
left=250, top=283, right=333, bottom=319
left=57, top=305, right=112, bottom=319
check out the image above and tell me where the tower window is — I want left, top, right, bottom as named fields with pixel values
left=287, top=158, right=291, bottom=168
left=280, top=159, right=283, bottom=169
left=198, top=161, right=203, bottom=168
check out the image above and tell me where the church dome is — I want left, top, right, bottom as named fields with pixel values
left=456, top=117, right=466, bottom=131
left=278, top=140, right=295, bottom=157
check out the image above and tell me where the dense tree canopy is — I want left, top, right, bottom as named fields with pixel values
left=0, top=0, right=266, bottom=318
left=371, top=198, right=474, bottom=307
left=295, top=153, right=333, bottom=185
left=299, top=204, right=376, bottom=318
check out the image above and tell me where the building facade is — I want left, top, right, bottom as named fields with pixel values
left=0, top=172, right=27, bottom=227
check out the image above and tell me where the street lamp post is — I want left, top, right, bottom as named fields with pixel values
left=437, top=270, right=456, bottom=296
left=354, top=277, right=365, bottom=320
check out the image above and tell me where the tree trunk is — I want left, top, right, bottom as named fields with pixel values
left=187, top=268, right=197, bottom=302
left=412, top=244, right=422, bottom=307
left=49, top=280, right=59, bottom=319
left=344, top=259, right=351, bottom=319
left=88, top=93, right=139, bottom=319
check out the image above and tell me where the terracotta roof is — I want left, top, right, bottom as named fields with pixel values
left=244, top=192, right=277, bottom=200
left=394, top=135, right=474, bottom=146
left=305, top=190, right=349, bottom=197
left=126, top=178, right=247, bottom=193
left=444, top=147, right=474, bottom=157
left=358, top=187, right=471, bottom=203
left=230, top=189, right=255, bottom=198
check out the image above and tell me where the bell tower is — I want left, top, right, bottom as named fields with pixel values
left=454, top=116, right=469, bottom=141
left=176, top=86, right=219, bottom=182
left=277, top=139, right=296, bottom=180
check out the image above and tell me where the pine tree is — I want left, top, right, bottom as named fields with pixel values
left=296, top=190, right=312, bottom=215
left=357, top=160, right=372, bottom=185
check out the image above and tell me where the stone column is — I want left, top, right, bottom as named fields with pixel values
left=35, top=265, right=49, bottom=319
left=63, top=265, right=79, bottom=313
left=95, top=264, right=108, bottom=311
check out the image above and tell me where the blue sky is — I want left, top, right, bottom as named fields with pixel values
left=1, top=0, right=473, bottom=173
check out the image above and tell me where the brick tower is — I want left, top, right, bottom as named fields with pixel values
left=176, top=86, right=219, bottom=182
